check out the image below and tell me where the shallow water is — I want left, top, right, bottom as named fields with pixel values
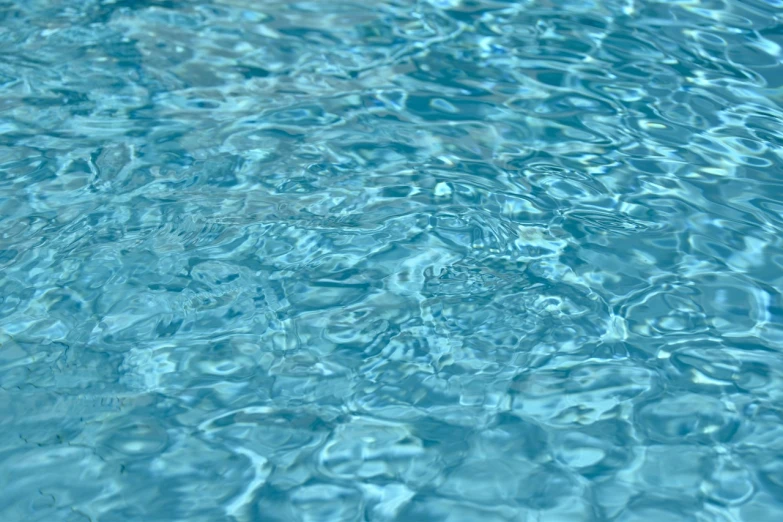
left=2, top=0, right=783, bottom=520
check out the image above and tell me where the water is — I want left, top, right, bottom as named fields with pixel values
left=1, top=0, right=783, bottom=520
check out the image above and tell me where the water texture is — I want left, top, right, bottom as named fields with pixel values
left=1, top=0, right=783, bottom=520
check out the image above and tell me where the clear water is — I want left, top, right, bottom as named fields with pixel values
left=2, top=0, right=783, bottom=520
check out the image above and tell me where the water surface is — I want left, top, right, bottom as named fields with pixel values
left=2, top=0, right=783, bottom=520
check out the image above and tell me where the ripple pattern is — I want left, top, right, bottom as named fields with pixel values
left=2, top=0, right=783, bottom=521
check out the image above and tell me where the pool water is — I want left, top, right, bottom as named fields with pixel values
left=2, top=0, right=783, bottom=520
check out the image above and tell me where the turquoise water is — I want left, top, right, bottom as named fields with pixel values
left=2, top=0, right=783, bottom=520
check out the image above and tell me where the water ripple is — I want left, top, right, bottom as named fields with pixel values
left=2, top=0, right=783, bottom=520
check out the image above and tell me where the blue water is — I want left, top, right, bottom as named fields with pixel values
left=2, top=0, right=783, bottom=520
